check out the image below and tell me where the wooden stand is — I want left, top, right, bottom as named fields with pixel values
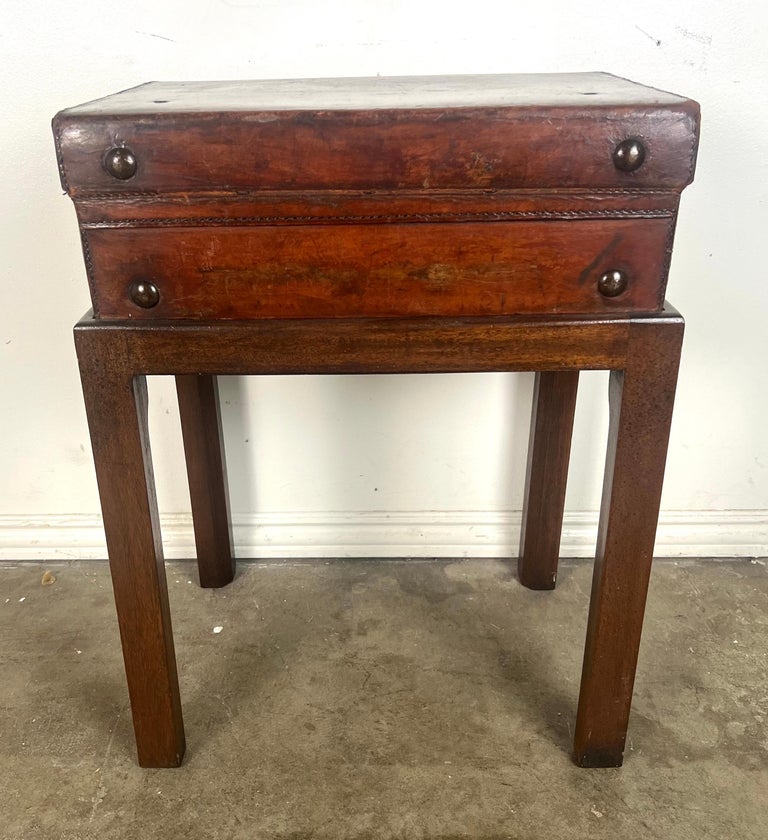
left=75, top=305, right=683, bottom=768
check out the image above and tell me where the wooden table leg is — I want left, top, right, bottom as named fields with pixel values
left=176, top=375, right=235, bottom=588
left=573, top=317, right=684, bottom=767
left=77, top=358, right=185, bottom=767
left=518, top=371, right=579, bottom=590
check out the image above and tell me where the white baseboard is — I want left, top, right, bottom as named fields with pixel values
left=0, top=510, right=765, bottom=561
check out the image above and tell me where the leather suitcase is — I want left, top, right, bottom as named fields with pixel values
left=53, top=73, right=699, bottom=320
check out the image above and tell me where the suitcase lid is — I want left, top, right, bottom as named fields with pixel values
left=54, top=73, right=700, bottom=196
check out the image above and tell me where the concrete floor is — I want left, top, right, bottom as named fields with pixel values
left=1, top=557, right=766, bottom=839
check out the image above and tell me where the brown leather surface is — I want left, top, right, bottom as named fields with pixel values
left=55, top=73, right=699, bottom=320
left=85, top=217, right=673, bottom=319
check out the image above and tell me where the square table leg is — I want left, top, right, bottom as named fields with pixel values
left=518, top=371, right=579, bottom=590
left=573, top=318, right=683, bottom=767
left=176, top=374, right=235, bottom=588
left=77, top=362, right=185, bottom=768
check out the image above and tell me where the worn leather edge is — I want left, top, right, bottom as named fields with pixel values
left=683, top=100, right=701, bottom=187
left=52, top=121, right=70, bottom=194
left=79, top=230, right=99, bottom=318
left=658, top=210, right=680, bottom=303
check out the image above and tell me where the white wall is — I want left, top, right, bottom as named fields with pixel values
left=1, top=0, right=766, bottom=558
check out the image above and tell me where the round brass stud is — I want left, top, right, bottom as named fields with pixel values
left=598, top=269, right=628, bottom=297
left=613, top=138, right=646, bottom=172
left=104, top=146, right=138, bottom=180
left=129, top=280, right=160, bottom=308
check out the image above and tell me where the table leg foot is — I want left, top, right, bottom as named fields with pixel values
left=574, top=746, right=624, bottom=768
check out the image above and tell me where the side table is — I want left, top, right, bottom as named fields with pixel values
left=55, top=73, right=699, bottom=768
